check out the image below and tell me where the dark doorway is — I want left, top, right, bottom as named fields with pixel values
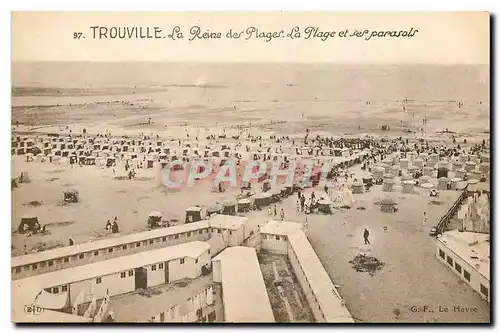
left=164, top=261, right=169, bottom=284
left=134, top=267, right=147, bottom=290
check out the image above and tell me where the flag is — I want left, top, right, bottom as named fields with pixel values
left=94, top=289, right=110, bottom=322
left=72, top=288, right=85, bottom=315
left=83, top=295, right=97, bottom=318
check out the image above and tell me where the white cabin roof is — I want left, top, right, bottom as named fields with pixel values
left=212, top=247, right=274, bottom=323
left=437, top=230, right=490, bottom=280
left=208, top=214, right=247, bottom=230
left=12, top=221, right=210, bottom=268
left=260, top=220, right=304, bottom=236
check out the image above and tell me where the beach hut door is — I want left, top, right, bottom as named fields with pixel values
left=164, top=261, right=169, bottom=284
left=134, top=267, right=148, bottom=290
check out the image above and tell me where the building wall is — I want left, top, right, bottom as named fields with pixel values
left=147, top=262, right=167, bottom=287
left=286, top=242, right=325, bottom=322
left=195, top=250, right=210, bottom=277
left=212, top=260, right=222, bottom=283
left=209, top=227, right=241, bottom=247
left=13, top=228, right=211, bottom=279
left=69, top=270, right=135, bottom=305
left=261, top=234, right=288, bottom=255
left=168, top=257, right=193, bottom=283
left=147, top=284, right=220, bottom=323
left=436, top=242, right=490, bottom=302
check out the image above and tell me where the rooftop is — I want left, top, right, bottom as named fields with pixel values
left=437, top=230, right=490, bottom=280
left=208, top=214, right=248, bottom=231
left=260, top=220, right=304, bottom=236
left=109, top=275, right=215, bottom=322
left=12, top=220, right=210, bottom=268
left=212, top=246, right=275, bottom=323
left=288, top=231, right=354, bottom=323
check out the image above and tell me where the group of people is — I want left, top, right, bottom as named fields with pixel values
left=105, top=217, right=120, bottom=234
left=267, top=204, right=285, bottom=221
left=296, top=190, right=319, bottom=214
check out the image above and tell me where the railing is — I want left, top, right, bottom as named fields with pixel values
left=435, top=190, right=468, bottom=234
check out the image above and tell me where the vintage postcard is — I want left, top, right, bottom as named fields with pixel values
left=11, top=12, right=490, bottom=323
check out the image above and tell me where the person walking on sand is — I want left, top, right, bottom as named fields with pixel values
left=280, top=208, right=285, bottom=221
left=422, top=212, right=427, bottom=229
left=363, top=228, right=370, bottom=245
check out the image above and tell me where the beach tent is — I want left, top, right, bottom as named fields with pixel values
left=318, top=199, right=333, bottom=214
left=147, top=211, right=163, bottom=229
left=352, top=181, right=364, bottom=194
left=207, top=203, right=222, bottom=217
left=401, top=180, right=415, bottom=194
left=18, top=215, right=41, bottom=234
left=380, top=198, right=397, bottom=213
left=383, top=178, right=395, bottom=192
left=253, top=192, right=272, bottom=207
left=185, top=206, right=203, bottom=223
left=222, top=200, right=237, bottom=216
left=330, top=187, right=354, bottom=208
left=64, top=189, right=79, bottom=203
left=237, top=199, right=251, bottom=212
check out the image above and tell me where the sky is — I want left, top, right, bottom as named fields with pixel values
left=11, top=11, right=490, bottom=64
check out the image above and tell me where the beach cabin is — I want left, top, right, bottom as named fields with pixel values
left=437, top=177, right=449, bottom=190
left=450, top=178, right=461, bottom=190
left=401, top=180, right=415, bottom=193
left=437, top=167, right=449, bottom=179
left=423, top=166, right=434, bottom=177
left=469, top=170, right=482, bottom=181
left=456, top=169, right=466, bottom=179
left=413, top=158, right=424, bottom=169
left=382, top=178, right=395, bottom=192
left=399, top=158, right=409, bottom=169
left=419, top=175, right=431, bottom=186
left=480, top=154, right=490, bottom=163
left=452, top=160, right=463, bottom=171
left=427, top=154, right=439, bottom=167
left=479, top=162, right=490, bottom=174
left=465, top=161, right=477, bottom=172
left=341, top=148, right=350, bottom=158
left=85, top=157, right=96, bottom=165
left=185, top=206, right=204, bottom=223
left=352, top=181, right=364, bottom=194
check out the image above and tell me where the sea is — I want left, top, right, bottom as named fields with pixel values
left=12, top=62, right=489, bottom=102
left=11, top=62, right=490, bottom=134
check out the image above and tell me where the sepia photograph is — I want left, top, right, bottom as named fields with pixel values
left=10, top=11, right=490, bottom=323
